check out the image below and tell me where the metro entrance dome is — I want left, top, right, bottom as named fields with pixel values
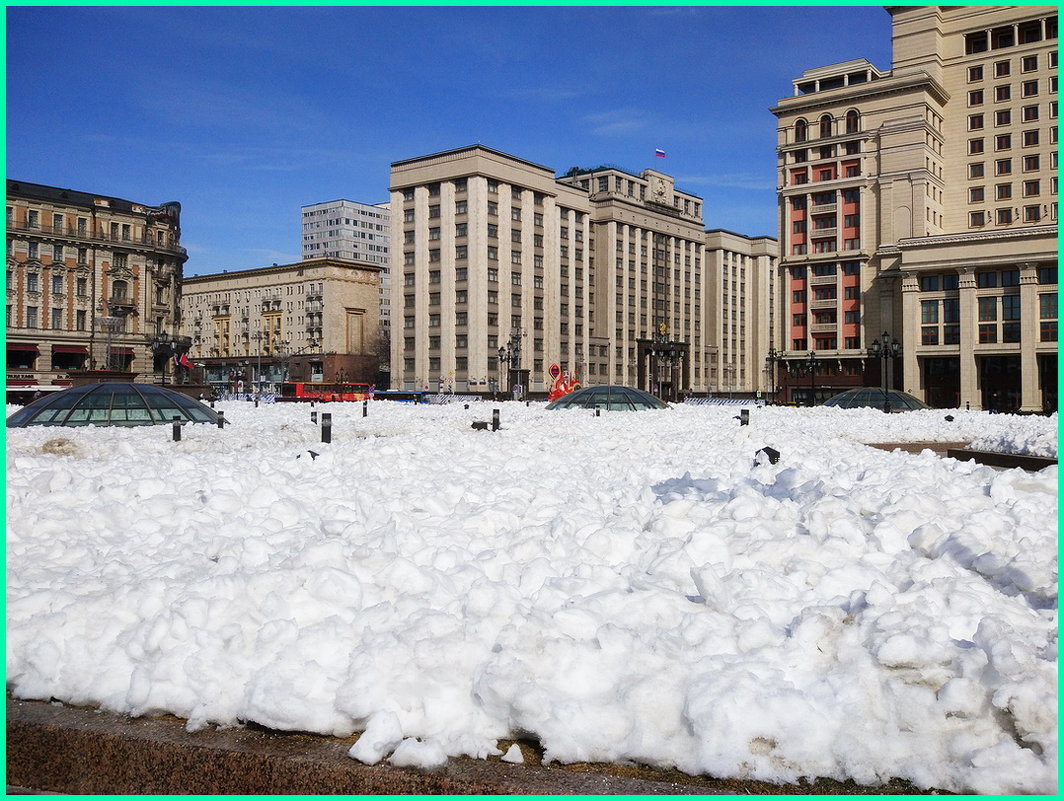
left=6, top=383, right=221, bottom=427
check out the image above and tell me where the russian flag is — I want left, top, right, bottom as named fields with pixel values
left=654, top=148, right=666, bottom=158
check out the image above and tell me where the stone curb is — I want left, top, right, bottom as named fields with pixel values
left=5, top=698, right=714, bottom=795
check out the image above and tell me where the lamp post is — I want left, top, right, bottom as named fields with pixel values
left=867, top=331, right=901, bottom=413
left=497, top=328, right=524, bottom=400
left=766, top=347, right=783, bottom=405
left=802, top=350, right=819, bottom=406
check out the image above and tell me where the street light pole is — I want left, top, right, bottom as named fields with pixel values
left=805, top=350, right=819, bottom=407
left=867, top=331, right=901, bottom=413
left=766, top=347, right=782, bottom=405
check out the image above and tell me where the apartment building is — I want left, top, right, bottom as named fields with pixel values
left=6, top=180, right=187, bottom=396
left=389, top=145, right=777, bottom=399
left=301, top=198, right=392, bottom=344
left=771, top=6, right=1057, bottom=411
left=180, top=258, right=383, bottom=393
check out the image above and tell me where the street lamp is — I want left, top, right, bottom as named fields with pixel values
left=497, top=328, right=524, bottom=400
left=867, top=331, right=901, bottom=413
left=797, top=350, right=819, bottom=407
left=765, top=346, right=783, bottom=405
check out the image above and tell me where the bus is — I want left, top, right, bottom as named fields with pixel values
left=278, top=382, right=373, bottom=402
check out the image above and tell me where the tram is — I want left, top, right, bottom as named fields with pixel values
left=277, top=382, right=373, bottom=402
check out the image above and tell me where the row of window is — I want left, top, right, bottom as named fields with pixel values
left=968, top=102, right=1056, bottom=129
left=970, top=205, right=1054, bottom=226
left=967, top=128, right=1050, bottom=154
left=964, top=18, right=1057, bottom=55
left=10, top=270, right=91, bottom=296
left=10, top=306, right=91, bottom=330
left=967, top=50, right=1057, bottom=82
left=793, top=110, right=861, bottom=142
left=969, top=177, right=1055, bottom=202
left=918, top=267, right=1057, bottom=290
left=968, top=76, right=1057, bottom=106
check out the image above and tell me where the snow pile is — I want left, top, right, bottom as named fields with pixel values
left=965, top=415, right=1059, bottom=458
left=5, top=401, right=1058, bottom=794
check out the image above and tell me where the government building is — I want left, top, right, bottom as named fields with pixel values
left=771, top=5, right=1057, bottom=411
left=6, top=180, right=187, bottom=397
left=389, top=145, right=777, bottom=399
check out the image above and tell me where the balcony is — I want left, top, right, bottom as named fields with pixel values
left=107, top=296, right=136, bottom=316
left=810, top=297, right=837, bottom=310
left=809, top=273, right=838, bottom=286
left=810, top=202, right=837, bottom=214
left=811, top=322, right=838, bottom=334
left=6, top=219, right=187, bottom=257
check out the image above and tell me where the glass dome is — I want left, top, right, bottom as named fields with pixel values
left=820, top=387, right=929, bottom=411
left=545, top=385, right=669, bottom=411
left=6, top=383, right=222, bottom=427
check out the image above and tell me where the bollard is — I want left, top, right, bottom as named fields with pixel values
left=322, top=412, right=332, bottom=443
left=363, top=400, right=368, bottom=418
left=210, top=400, right=215, bottom=409
left=596, top=408, right=601, bottom=417
left=254, top=397, right=259, bottom=408
left=172, top=415, right=181, bottom=442
left=740, top=409, right=749, bottom=426
left=217, top=410, right=225, bottom=429
left=526, top=401, right=530, bottom=407
left=464, top=404, right=469, bottom=410
left=311, top=411, right=318, bottom=424
left=492, top=408, right=500, bottom=431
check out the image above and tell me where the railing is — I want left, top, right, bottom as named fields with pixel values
left=6, top=220, right=187, bottom=256
left=809, top=273, right=838, bottom=286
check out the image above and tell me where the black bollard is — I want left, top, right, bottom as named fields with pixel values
left=596, top=408, right=601, bottom=417
left=254, top=397, right=259, bottom=408
left=464, top=404, right=469, bottom=410
left=740, top=409, right=749, bottom=426
left=217, top=410, right=225, bottom=429
left=322, top=412, right=332, bottom=443
left=210, top=400, right=215, bottom=409
left=172, top=415, right=181, bottom=442
left=311, top=411, right=318, bottom=424
left=492, top=408, right=500, bottom=431
left=363, top=400, right=368, bottom=418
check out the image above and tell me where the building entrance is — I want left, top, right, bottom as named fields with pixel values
left=1038, top=354, right=1057, bottom=413
left=979, top=355, right=1021, bottom=413
left=922, top=356, right=960, bottom=408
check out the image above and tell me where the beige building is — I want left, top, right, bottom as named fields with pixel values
left=771, top=6, right=1057, bottom=411
left=389, top=145, right=777, bottom=399
left=6, top=180, right=187, bottom=398
left=180, top=257, right=383, bottom=393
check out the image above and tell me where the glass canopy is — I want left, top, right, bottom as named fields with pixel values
left=820, top=387, right=929, bottom=411
left=6, top=383, right=222, bottom=427
left=545, top=385, right=670, bottom=411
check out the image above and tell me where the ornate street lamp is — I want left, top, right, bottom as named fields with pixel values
left=867, top=331, right=901, bottom=412
left=497, top=328, right=525, bottom=400
left=765, top=346, right=784, bottom=405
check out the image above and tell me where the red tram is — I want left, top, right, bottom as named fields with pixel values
left=278, top=382, right=373, bottom=402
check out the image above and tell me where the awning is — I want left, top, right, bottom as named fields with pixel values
left=52, top=345, right=89, bottom=354
left=110, top=347, right=135, bottom=355
left=6, top=343, right=39, bottom=352
left=7, top=379, right=36, bottom=386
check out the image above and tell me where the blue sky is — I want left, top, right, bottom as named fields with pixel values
left=6, top=5, right=893, bottom=276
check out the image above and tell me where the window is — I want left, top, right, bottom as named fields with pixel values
left=76, top=277, right=87, bottom=296
left=455, top=200, right=467, bottom=215
left=970, top=187, right=985, bottom=202
left=995, top=60, right=1011, bottom=77
left=969, top=113, right=984, bottom=130
left=1022, top=104, right=1039, bottom=122
left=794, top=119, right=807, bottom=142
left=995, top=109, right=1011, bottom=125
left=845, top=110, right=859, bottom=134
left=997, top=208, right=1013, bottom=224
left=921, top=326, right=939, bottom=345
left=978, top=296, right=998, bottom=322
left=969, top=138, right=985, bottom=154
left=1023, top=154, right=1040, bottom=171
left=26, top=272, right=38, bottom=292
left=51, top=274, right=63, bottom=294
left=996, top=183, right=1012, bottom=200
left=1025, top=205, right=1042, bottom=222
left=977, top=271, right=998, bottom=288
left=51, top=308, right=62, bottom=329
left=1022, top=55, right=1038, bottom=72
left=995, top=134, right=1011, bottom=150
left=819, top=114, right=833, bottom=137
left=1022, top=130, right=1040, bottom=146
left=26, top=306, right=38, bottom=328
left=1023, top=180, right=1040, bottom=197
left=995, top=85, right=1011, bottom=102
left=969, top=65, right=984, bottom=82
left=1022, top=80, right=1039, bottom=97
left=969, top=211, right=986, bottom=227
left=996, top=158, right=1012, bottom=175
left=969, top=162, right=985, bottom=178
left=921, top=300, right=939, bottom=324
left=969, top=89, right=984, bottom=105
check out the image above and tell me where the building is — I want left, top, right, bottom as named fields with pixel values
left=301, top=199, right=392, bottom=352
left=6, top=180, right=187, bottom=398
left=389, top=145, right=777, bottom=399
left=179, top=258, right=383, bottom=394
left=771, top=6, right=1057, bottom=411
